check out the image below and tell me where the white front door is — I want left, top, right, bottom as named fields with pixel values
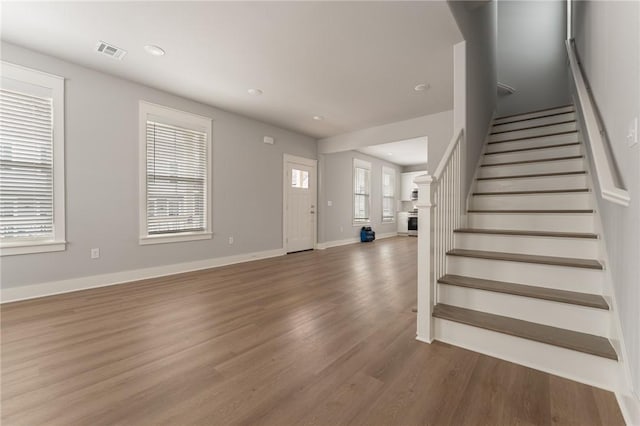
left=284, top=156, right=316, bottom=253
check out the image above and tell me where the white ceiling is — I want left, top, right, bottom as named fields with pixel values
left=0, top=1, right=462, bottom=139
left=356, top=137, right=427, bottom=166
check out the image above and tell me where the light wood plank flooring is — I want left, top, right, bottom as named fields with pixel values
left=1, top=237, right=624, bottom=425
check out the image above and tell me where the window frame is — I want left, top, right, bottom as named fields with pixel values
left=0, top=61, right=66, bottom=256
left=352, top=158, right=371, bottom=226
left=138, top=101, right=213, bottom=245
left=381, top=166, right=396, bottom=223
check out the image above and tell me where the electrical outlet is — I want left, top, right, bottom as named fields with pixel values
left=627, top=117, right=638, bottom=147
left=327, top=200, right=333, bottom=207
left=91, top=248, right=100, bottom=259
left=228, top=236, right=234, bottom=245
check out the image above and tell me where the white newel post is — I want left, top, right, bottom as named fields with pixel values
left=414, top=174, right=434, bottom=343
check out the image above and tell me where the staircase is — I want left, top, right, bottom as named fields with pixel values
left=425, top=104, right=622, bottom=390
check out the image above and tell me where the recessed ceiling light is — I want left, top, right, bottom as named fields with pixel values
left=313, top=115, right=324, bottom=121
left=144, top=45, right=165, bottom=56
left=387, top=152, right=393, bottom=156
left=247, top=88, right=263, bottom=96
left=414, top=83, right=430, bottom=92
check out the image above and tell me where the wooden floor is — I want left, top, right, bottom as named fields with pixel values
left=1, top=237, right=624, bottom=425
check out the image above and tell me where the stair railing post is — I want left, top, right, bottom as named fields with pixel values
left=415, top=173, right=434, bottom=343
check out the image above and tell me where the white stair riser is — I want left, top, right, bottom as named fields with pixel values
left=446, top=256, right=603, bottom=293
left=490, top=122, right=577, bottom=143
left=454, top=233, right=599, bottom=259
left=476, top=174, right=588, bottom=192
left=492, top=112, right=576, bottom=133
left=470, top=192, right=591, bottom=210
left=493, top=106, right=575, bottom=125
left=468, top=212, right=594, bottom=233
left=434, top=319, right=621, bottom=392
left=486, top=132, right=579, bottom=153
left=437, top=284, right=610, bottom=336
left=478, top=158, right=585, bottom=178
left=483, top=145, right=581, bottom=165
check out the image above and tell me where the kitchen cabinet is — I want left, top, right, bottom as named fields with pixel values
left=400, top=171, right=426, bottom=201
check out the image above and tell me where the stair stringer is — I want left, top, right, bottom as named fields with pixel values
left=575, top=117, right=640, bottom=423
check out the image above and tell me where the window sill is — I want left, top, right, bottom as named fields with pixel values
left=0, top=240, right=67, bottom=256
left=139, top=232, right=212, bottom=245
left=382, top=219, right=396, bottom=224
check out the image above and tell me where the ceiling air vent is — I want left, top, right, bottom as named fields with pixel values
left=96, top=41, right=127, bottom=60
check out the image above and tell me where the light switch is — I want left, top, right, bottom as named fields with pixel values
left=327, top=200, right=333, bottom=206
left=627, top=117, right=638, bottom=147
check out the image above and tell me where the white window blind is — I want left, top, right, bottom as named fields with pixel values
left=0, top=88, right=54, bottom=240
left=353, top=159, right=371, bottom=223
left=382, top=166, right=395, bottom=222
left=145, top=120, right=208, bottom=235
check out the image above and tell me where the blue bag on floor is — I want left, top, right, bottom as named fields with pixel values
left=360, top=227, right=375, bottom=242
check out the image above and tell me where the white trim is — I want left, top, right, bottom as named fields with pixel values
left=616, top=390, right=640, bottom=426
left=283, top=154, right=318, bottom=252
left=0, top=61, right=66, bottom=255
left=139, top=232, right=212, bottom=245
left=0, top=240, right=66, bottom=256
left=138, top=101, right=213, bottom=245
left=0, top=248, right=285, bottom=303
left=316, top=232, right=398, bottom=250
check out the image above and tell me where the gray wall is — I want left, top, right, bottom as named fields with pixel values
left=318, top=151, right=401, bottom=243
left=0, top=42, right=317, bottom=288
left=497, top=1, right=570, bottom=116
left=448, top=1, right=498, bottom=198
left=574, top=0, right=640, bottom=397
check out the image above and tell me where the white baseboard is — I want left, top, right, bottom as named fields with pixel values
left=617, top=390, right=640, bottom=426
left=316, top=232, right=398, bottom=250
left=1, top=248, right=286, bottom=303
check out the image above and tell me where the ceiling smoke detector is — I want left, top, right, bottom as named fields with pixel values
left=96, top=41, right=127, bottom=60
left=313, top=115, right=324, bottom=121
left=414, top=83, right=430, bottom=92
left=247, top=88, right=263, bottom=96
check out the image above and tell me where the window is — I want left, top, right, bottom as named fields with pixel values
left=291, top=168, right=309, bottom=189
left=0, top=62, right=65, bottom=256
left=139, top=101, right=212, bottom=245
left=382, top=166, right=395, bottom=222
left=353, top=158, right=371, bottom=224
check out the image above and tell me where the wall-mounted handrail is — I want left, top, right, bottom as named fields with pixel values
left=566, top=39, right=630, bottom=207
left=414, top=128, right=464, bottom=343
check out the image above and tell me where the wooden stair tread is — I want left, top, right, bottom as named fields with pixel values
left=493, top=110, right=576, bottom=126
left=494, top=104, right=574, bottom=121
left=438, top=274, right=609, bottom=309
left=485, top=142, right=580, bottom=155
left=468, top=209, right=594, bottom=213
left=447, top=249, right=603, bottom=270
left=453, top=228, right=598, bottom=239
left=490, top=120, right=576, bottom=135
left=488, top=130, right=578, bottom=144
left=476, top=171, right=587, bottom=181
left=473, top=189, right=589, bottom=196
left=432, top=304, right=617, bottom=360
left=481, top=155, right=583, bottom=167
